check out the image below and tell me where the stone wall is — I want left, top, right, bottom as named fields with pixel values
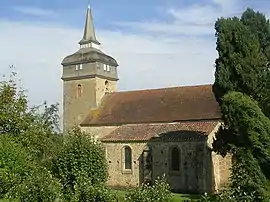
left=104, top=140, right=213, bottom=194
left=81, top=125, right=118, bottom=139
left=206, top=122, right=232, bottom=192
left=212, top=153, right=232, bottom=192
left=149, top=141, right=212, bottom=194
left=105, top=142, right=147, bottom=188
left=63, top=78, right=97, bottom=133
left=82, top=122, right=232, bottom=194
left=62, top=76, right=117, bottom=133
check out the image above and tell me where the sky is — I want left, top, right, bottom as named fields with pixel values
left=0, top=0, right=269, bottom=109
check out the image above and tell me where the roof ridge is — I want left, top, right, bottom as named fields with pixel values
left=107, top=84, right=213, bottom=95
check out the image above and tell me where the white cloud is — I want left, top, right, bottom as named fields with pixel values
left=0, top=19, right=216, bottom=107
left=3, top=0, right=269, bottom=108
left=13, top=6, right=59, bottom=18
left=0, top=0, right=269, bottom=132
left=2, top=1, right=242, bottom=128
left=115, top=0, right=267, bottom=36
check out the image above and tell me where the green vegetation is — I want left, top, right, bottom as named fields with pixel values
left=0, top=72, right=190, bottom=201
left=56, top=127, right=111, bottom=201
left=114, top=189, right=199, bottom=202
left=208, top=7, right=270, bottom=202
left=125, top=176, right=171, bottom=202
left=0, top=72, right=115, bottom=201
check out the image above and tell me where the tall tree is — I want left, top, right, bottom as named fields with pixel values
left=241, top=8, right=270, bottom=60
left=213, top=17, right=268, bottom=106
left=213, top=92, right=270, bottom=179
left=212, top=8, right=270, bottom=200
left=241, top=8, right=270, bottom=117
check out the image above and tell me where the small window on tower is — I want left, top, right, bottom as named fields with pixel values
left=105, top=80, right=109, bottom=93
left=79, top=64, right=83, bottom=70
left=107, top=65, right=110, bottom=71
left=103, top=64, right=106, bottom=71
left=75, top=65, right=79, bottom=71
left=77, top=84, right=82, bottom=98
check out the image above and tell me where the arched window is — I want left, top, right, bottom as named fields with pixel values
left=170, top=146, right=180, bottom=171
left=124, top=146, right=132, bottom=170
left=77, top=84, right=82, bottom=98
left=105, top=80, right=109, bottom=93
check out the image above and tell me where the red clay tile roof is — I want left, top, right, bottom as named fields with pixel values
left=101, top=121, right=219, bottom=142
left=81, top=84, right=221, bottom=126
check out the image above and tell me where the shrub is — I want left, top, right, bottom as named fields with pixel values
left=0, top=136, right=31, bottom=198
left=6, top=167, right=62, bottom=202
left=0, top=135, right=61, bottom=202
left=56, top=127, right=108, bottom=199
left=125, top=175, right=172, bottom=202
left=71, top=176, right=117, bottom=202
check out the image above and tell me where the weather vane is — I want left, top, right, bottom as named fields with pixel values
left=88, top=0, right=91, bottom=8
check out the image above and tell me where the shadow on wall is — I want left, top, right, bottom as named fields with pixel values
left=138, top=130, right=214, bottom=194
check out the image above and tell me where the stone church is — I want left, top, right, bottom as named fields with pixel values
left=61, top=4, right=231, bottom=194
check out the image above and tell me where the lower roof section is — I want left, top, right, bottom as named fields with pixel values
left=101, top=120, right=220, bottom=142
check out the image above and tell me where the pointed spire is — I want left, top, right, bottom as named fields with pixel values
left=79, top=1, right=100, bottom=46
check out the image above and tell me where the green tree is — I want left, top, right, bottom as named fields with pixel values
left=0, top=136, right=61, bottom=202
left=213, top=92, right=270, bottom=177
left=0, top=72, right=32, bottom=135
left=240, top=8, right=270, bottom=117
left=227, top=148, right=269, bottom=201
left=213, top=17, right=268, bottom=105
left=212, top=8, right=270, bottom=201
left=56, top=127, right=108, bottom=200
left=125, top=176, right=172, bottom=202
left=0, top=135, right=30, bottom=198
left=241, top=8, right=270, bottom=60
left=0, top=70, right=63, bottom=201
left=0, top=70, right=63, bottom=172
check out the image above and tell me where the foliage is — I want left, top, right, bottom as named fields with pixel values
left=71, top=177, right=117, bottom=202
left=0, top=136, right=31, bottom=198
left=198, top=150, right=269, bottom=202
left=240, top=8, right=270, bottom=117
left=125, top=176, right=172, bottom=202
left=227, top=149, right=269, bottom=201
left=212, top=8, right=270, bottom=201
left=212, top=16, right=269, bottom=106
left=241, top=8, right=270, bottom=61
left=0, top=70, right=62, bottom=172
left=5, top=167, right=62, bottom=202
left=213, top=92, right=270, bottom=178
left=0, top=136, right=61, bottom=202
left=0, top=70, right=117, bottom=201
left=0, top=72, right=32, bottom=135
left=56, top=127, right=108, bottom=199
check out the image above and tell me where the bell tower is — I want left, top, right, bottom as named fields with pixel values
left=61, top=3, right=119, bottom=133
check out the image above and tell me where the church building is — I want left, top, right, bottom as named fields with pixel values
left=61, top=4, right=231, bottom=194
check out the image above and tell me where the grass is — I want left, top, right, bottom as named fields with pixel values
left=114, top=189, right=200, bottom=201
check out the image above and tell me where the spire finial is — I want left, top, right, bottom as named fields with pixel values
left=79, top=0, right=100, bottom=46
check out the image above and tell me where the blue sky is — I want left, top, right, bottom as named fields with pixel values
left=0, top=0, right=269, bottom=111
left=2, top=0, right=268, bottom=32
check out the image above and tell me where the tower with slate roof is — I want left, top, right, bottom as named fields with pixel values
left=61, top=3, right=119, bottom=132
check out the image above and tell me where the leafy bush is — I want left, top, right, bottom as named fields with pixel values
left=56, top=127, right=108, bottom=199
left=71, top=177, right=117, bottom=202
left=198, top=149, right=270, bottom=202
left=0, top=136, right=31, bottom=198
left=0, top=135, right=61, bottom=202
left=125, top=176, right=172, bottom=202
left=6, top=167, right=62, bottom=202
